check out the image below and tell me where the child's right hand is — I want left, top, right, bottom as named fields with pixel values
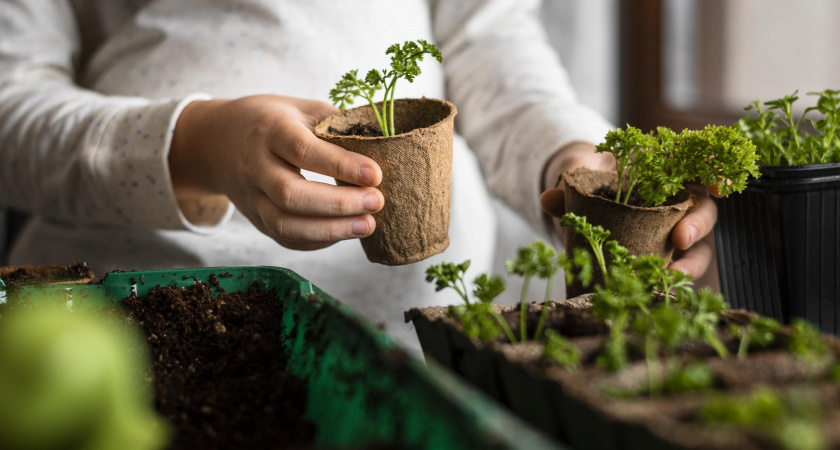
left=169, top=95, right=384, bottom=250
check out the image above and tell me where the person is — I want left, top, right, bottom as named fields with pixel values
left=0, top=0, right=717, bottom=353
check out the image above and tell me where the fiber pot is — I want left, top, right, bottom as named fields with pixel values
left=314, top=98, right=457, bottom=265
left=714, top=162, right=840, bottom=332
left=562, top=168, right=693, bottom=296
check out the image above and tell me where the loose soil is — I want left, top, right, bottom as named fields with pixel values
left=328, top=123, right=382, bottom=137
left=0, top=274, right=318, bottom=450
left=119, top=277, right=317, bottom=449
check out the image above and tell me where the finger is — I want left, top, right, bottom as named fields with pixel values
left=262, top=168, right=384, bottom=216
left=270, top=122, right=383, bottom=187
left=255, top=195, right=377, bottom=242
left=668, top=237, right=713, bottom=278
left=289, top=97, right=340, bottom=125
left=671, top=193, right=717, bottom=250
left=540, top=187, right=566, bottom=217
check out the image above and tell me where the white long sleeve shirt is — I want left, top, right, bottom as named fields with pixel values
left=0, top=0, right=612, bottom=351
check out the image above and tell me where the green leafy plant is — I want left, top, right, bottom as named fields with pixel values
left=700, top=387, right=826, bottom=450
left=329, top=39, right=442, bottom=136
left=595, top=124, right=759, bottom=206
left=739, top=89, right=840, bottom=166
left=425, top=261, right=516, bottom=342
left=730, top=316, right=780, bottom=359
left=541, top=329, right=581, bottom=369
left=505, top=241, right=563, bottom=342
left=787, top=318, right=828, bottom=361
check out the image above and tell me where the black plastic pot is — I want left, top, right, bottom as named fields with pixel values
left=714, top=162, right=840, bottom=331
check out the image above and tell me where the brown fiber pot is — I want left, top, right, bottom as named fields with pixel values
left=562, top=167, right=693, bottom=296
left=315, top=98, right=457, bottom=265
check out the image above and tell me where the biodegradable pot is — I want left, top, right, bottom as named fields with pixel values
left=314, top=98, right=457, bottom=265
left=714, top=162, right=840, bottom=332
left=562, top=168, right=693, bottom=296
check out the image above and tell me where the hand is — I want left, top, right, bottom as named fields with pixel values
left=169, top=95, right=384, bottom=250
left=539, top=141, right=615, bottom=236
left=668, top=184, right=721, bottom=289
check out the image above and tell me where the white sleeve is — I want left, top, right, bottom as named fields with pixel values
left=430, top=0, right=613, bottom=230
left=0, top=0, right=232, bottom=232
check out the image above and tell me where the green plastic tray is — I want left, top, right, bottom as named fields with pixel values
left=20, top=266, right=565, bottom=450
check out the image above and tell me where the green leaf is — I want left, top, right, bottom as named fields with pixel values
left=541, top=329, right=581, bottom=369
left=473, top=274, right=505, bottom=305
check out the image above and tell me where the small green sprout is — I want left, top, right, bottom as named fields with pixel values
left=426, top=261, right=515, bottom=342
left=329, top=39, right=442, bottom=136
left=560, top=213, right=611, bottom=277
left=740, top=89, right=840, bottom=166
left=540, top=329, right=580, bottom=369
left=700, top=387, right=825, bottom=450
left=787, top=318, right=828, bottom=361
left=662, top=360, right=714, bottom=395
left=731, top=316, right=780, bottom=359
left=425, top=260, right=472, bottom=304
left=506, top=241, right=560, bottom=342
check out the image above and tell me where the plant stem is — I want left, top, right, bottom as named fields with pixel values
left=533, top=276, right=556, bottom=340
left=520, top=276, right=532, bottom=342
left=646, top=337, right=662, bottom=396
left=738, top=333, right=750, bottom=359
left=363, top=94, right=388, bottom=136
left=490, top=309, right=517, bottom=343
left=387, top=77, right=398, bottom=136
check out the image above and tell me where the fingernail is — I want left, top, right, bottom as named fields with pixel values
left=360, top=167, right=374, bottom=185
left=363, top=193, right=379, bottom=212
left=352, top=220, right=369, bottom=236
left=686, top=224, right=697, bottom=246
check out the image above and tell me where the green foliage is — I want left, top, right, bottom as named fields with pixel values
left=596, top=126, right=658, bottom=203
left=594, top=125, right=759, bottom=206
left=541, top=329, right=581, bottom=369
left=425, top=260, right=472, bottom=304
left=739, top=89, right=840, bottom=166
left=329, top=40, right=442, bottom=136
left=473, top=273, right=505, bottom=304
left=700, top=387, right=825, bottom=450
left=731, top=316, right=780, bottom=359
left=679, top=288, right=729, bottom=358
left=787, top=318, right=828, bottom=361
left=506, top=241, right=561, bottom=342
left=0, top=304, right=170, bottom=450
left=662, top=360, right=714, bottom=394
left=560, top=213, right=611, bottom=276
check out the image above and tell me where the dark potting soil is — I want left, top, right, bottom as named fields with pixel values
left=328, top=123, right=382, bottom=137
left=120, top=278, right=317, bottom=450
left=0, top=262, right=94, bottom=291
left=594, top=186, right=684, bottom=208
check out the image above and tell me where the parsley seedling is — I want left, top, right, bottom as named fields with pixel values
left=426, top=261, right=516, bottom=342
left=740, top=89, right=840, bottom=166
left=330, top=40, right=442, bottom=137
left=731, top=316, right=780, bottom=359
left=595, top=125, right=759, bottom=206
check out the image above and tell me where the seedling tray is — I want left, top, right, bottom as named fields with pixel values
left=18, top=266, right=563, bottom=450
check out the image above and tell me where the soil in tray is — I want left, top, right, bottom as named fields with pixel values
left=117, top=277, right=317, bottom=449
